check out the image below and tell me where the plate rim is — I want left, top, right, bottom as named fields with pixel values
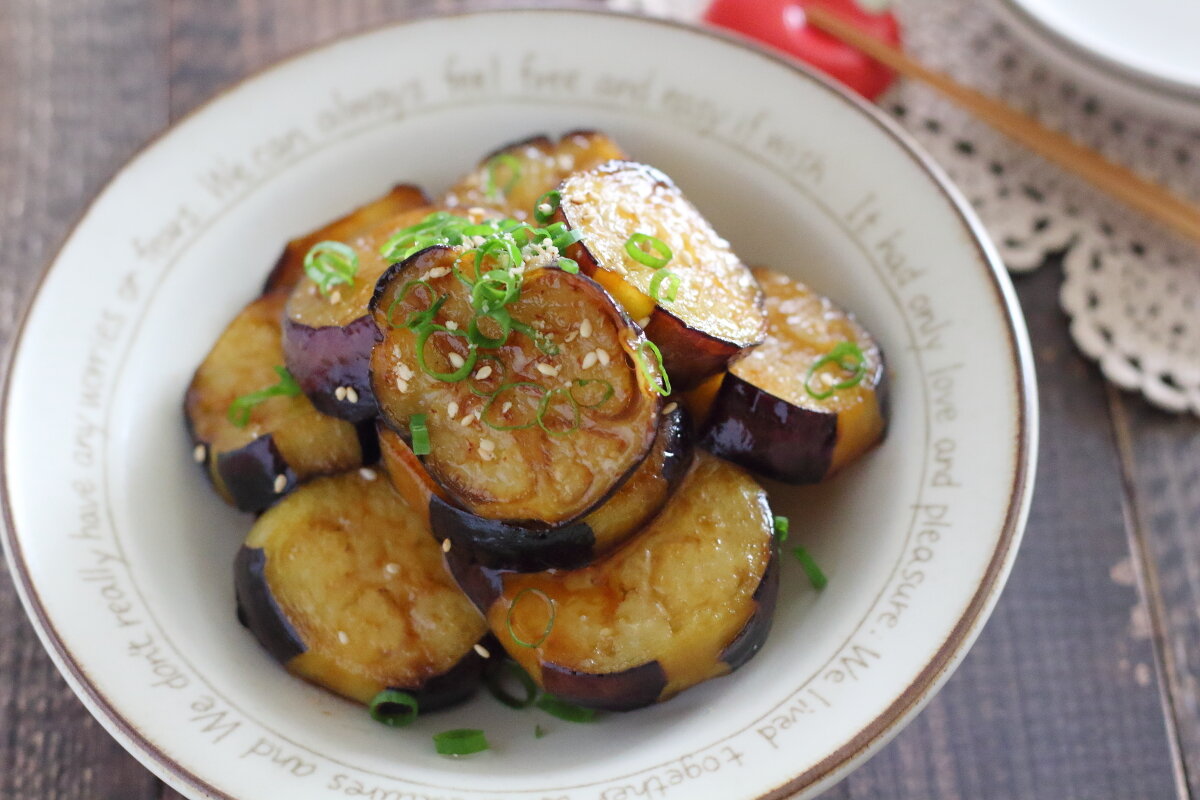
left=0, top=6, right=1038, bottom=799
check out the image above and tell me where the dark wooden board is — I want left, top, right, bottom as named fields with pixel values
left=0, top=2, right=1196, bottom=799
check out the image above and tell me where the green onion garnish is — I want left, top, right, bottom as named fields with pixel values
left=410, top=413, right=430, bottom=456
left=773, top=515, right=789, bottom=543
left=467, top=309, right=513, bottom=349
left=511, top=320, right=559, bottom=355
left=649, top=268, right=680, bottom=303
left=558, top=257, right=579, bottom=275
left=227, top=366, right=302, bottom=427
left=506, top=588, right=556, bottom=648
left=368, top=690, right=419, bottom=728
left=303, top=241, right=358, bottom=296
left=536, top=388, right=581, bottom=437
left=533, top=190, right=561, bottom=224
left=484, top=660, right=538, bottom=710
left=433, top=728, right=489, bottom=756
left=792, top=546, right=828, bottom=590
left=571, top=379, right=615, bottom=409
left=481, top=382, right=543, bottom=431
left=535, top=695, right=598, bottom=723
left=633, top=340, right=672, bottom=397
left=804, top=341, right=867, bottom=400
left=624, top=233, right=672, bottom=269
left=415, top=327, right=477, bottom=382
left=386, top=280, right=437, bottom=330
left=485, top=153, right=522, bottom=199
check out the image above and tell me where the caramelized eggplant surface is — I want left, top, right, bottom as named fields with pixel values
left=380, top=403, right=694, bottom=571
left=702, top=268, right=887, bottom=483
left=185, top=291, right=367, bottom=512
left=265, top=184, right=429, bottom=293
left=555, top=161, right=766, bottom=390
left=283, top=205, right=436, bottom=422
left=235, top=470, right=489, bottom=709
left=448, top=453, right=778, bottom=711
left=370, top=246, right=663, bottom=528
left=442, top=131, right=626, bottom=220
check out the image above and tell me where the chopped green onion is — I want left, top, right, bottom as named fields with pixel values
left=481, top=382, right=544, bottom=431
left=633, top=340, right=672, bottom=397
left=485, top=153, right=522, bottom=199
left=571, top=379, right=614, bottom=409
left=468, top=355, right=506, bottom=397
left=792, top=546, right=828, bottom=590
left=535, top=724, right=547, bottom=739
left=804, top=341, right=867, bottom=400
left=385, top=280, right=437, bottom=329
left=511, top=320, right=559, bottom=355
left=368, top=690, right=419, bottom=728
left=484, top=660, right=538, bottom=710
left=415, top=327, right=477, bottom=382
left=535, top=695, right=598, bottom=723
left=624, top=233, right=672, bottom=269
left=773, top=515, right=789, bottom=543
left=227, top=366, right=302, bottom=427
left=533, top=190, right=561, bottom=224
left=467, top=308, right=513, bottom=349
left=410, top=414, right=430, bottom=456
left=433, top=728, right=490, bottom=756
left=558, top=257, right=579, bottom=275
left=303, top=241, right=358, bottom=296
left=536, top=388, right=581, bottom=437
left=472, top=266, right=521, bottom=312
left=506, top=588, right=556, bottom=648
left=649, top=268, right=680, bottom=303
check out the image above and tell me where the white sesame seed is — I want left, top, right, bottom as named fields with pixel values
left=337, top=630, right=349, bottom=645
left=460, top=413, right=475, bottom=427
left=637, top=316, right=651, bottom=328
left=479, top=449, right=494, bottom=461
left=329, top=290, right=342, bottom=304
left=536, top=363, right=559, bottom=377
left=447, top=401, right=460, bottom=418
left=359, top=467, right=378, bottom=481
left=395, top=378, right=409, bottom=393
left=579, top=319, right=593, bottom=338
left=444, top=320, right=459, bottom=331
left=475, top=365, right=493, bottom=380
left=448, top=353, right=466, bottom=369
left=473, top=643, right=492, bottom=659
left=596, top=350, right=611, bottom=366
left=501, top=401, right=513, bottom=414
left=426, top=266, right=450, bottom=279
left=397, top=364, right=415, bottom=381
left=663, top=402, right=679, bottom=415
left=537, top=203, right=553, bottom=216
left=384, top=563, right=400, bottom=575
left=192, top=444, right=206, bottom=463
left=480, top=439, right=495, bottom=452
left=442, top=538, right=452, bottom=553
left=273, top=474, right=287, bottom=494
left=582, top=352, right=598, bottom=369
left=564, top=331, right=579, bottom=343
left=467, top=206, right=487, bottom=218
left=335, top=386, right=348, bottom=401
left=345, top=386, right=359, bottom=404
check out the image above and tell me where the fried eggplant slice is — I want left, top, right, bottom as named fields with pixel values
left=702, top=268, right=887, bottom=483
left=282, top=205, right=437, bottom=422
left=185, top=291, right=369, bottom=512
left=265, top=184, right=429, bottom=294
left=554, top=160, right=766, bottom=390
left=370, top=246, right=663, bottom=533
left=235, top=470, right=489, bottom=709
left=379, top=402, right=693, bottom=571
left=447, top=453, right=778, bottom=711
left=442, top=131, right=626, bottom=220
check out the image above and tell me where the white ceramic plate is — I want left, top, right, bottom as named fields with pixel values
left=1, top=9, right=1036, bottom=800
left=991, top=0, right=1200, bottom=125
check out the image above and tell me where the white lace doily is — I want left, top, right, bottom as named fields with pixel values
left=611, top=0, right=1200, bottom=415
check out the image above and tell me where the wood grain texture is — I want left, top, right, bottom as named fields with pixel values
left=0, top=2, right=1195, bottom=799
left=0, top=0, right=168, bottom=798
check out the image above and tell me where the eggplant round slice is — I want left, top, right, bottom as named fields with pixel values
left=185, top=291, right=369, bottom=513
left=283, top=205, right=437, bottom=422
left=441, top=131, right=626, bottom=221
left=702, top=268, right=887, bottom=484
left=379, top=402, right=694, bottom=571
left=235, top=470, right=490, bottom=709
left=370, top=246, right=663, bottom=530
left=554, top=160, right=766, bottom=390
left=265, top=184, right=429, bottom=294
left=446, top=453, right=778, bottom=711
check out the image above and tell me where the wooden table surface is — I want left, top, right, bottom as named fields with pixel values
left=1, top=1, right=1198, bottom=798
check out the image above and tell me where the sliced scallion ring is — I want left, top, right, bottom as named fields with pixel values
left=649, top=268, right=680, bottom=303
left=536, top=387, right=581, bottom=437
left=484, top=660, right=539, bottom=710
left=481, top=382, right=545, bottom=431
left=535, top=695, right=598, bottom=723
left=624, top=233, right=672, bottom=269
left=368, top=690, right=419, bottom=728
left=570, top=378, right=614, bottom=409
left=633, top=340, right=672, bottom=397
left=415, top=326, right=477, bottom=382
left=227, top=366, right=302, bottom=427
left=410, top=413, right=431, bottom=456
left=303, top=240, right=358, bottom=296
left=533, top=190, right=561, bottom=224
left=804, top=341, right=866, bottom=400
left=506, top=587, right=556, bottom=648
left=433, top=728, right=490, bottom=756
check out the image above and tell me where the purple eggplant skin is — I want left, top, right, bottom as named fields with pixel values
left=428, top=403, right=694, bottom=573
left=441, top=546, right=506, bottom=613
left=719, top=547, right=781, bottom=671
left=701, top=372, right=837, bottom=484
left=215, top=435, right=297, bottom=513
left=235, top=546, right=306, bottom=663
left=393, top=648, right=487, bottom=713
left=541, top=661, right=668, bottom=712
left=282, top=314, right=381, bottom=423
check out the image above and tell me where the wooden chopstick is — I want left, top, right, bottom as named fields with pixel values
left=804, top=5, right=1200, bottom=244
